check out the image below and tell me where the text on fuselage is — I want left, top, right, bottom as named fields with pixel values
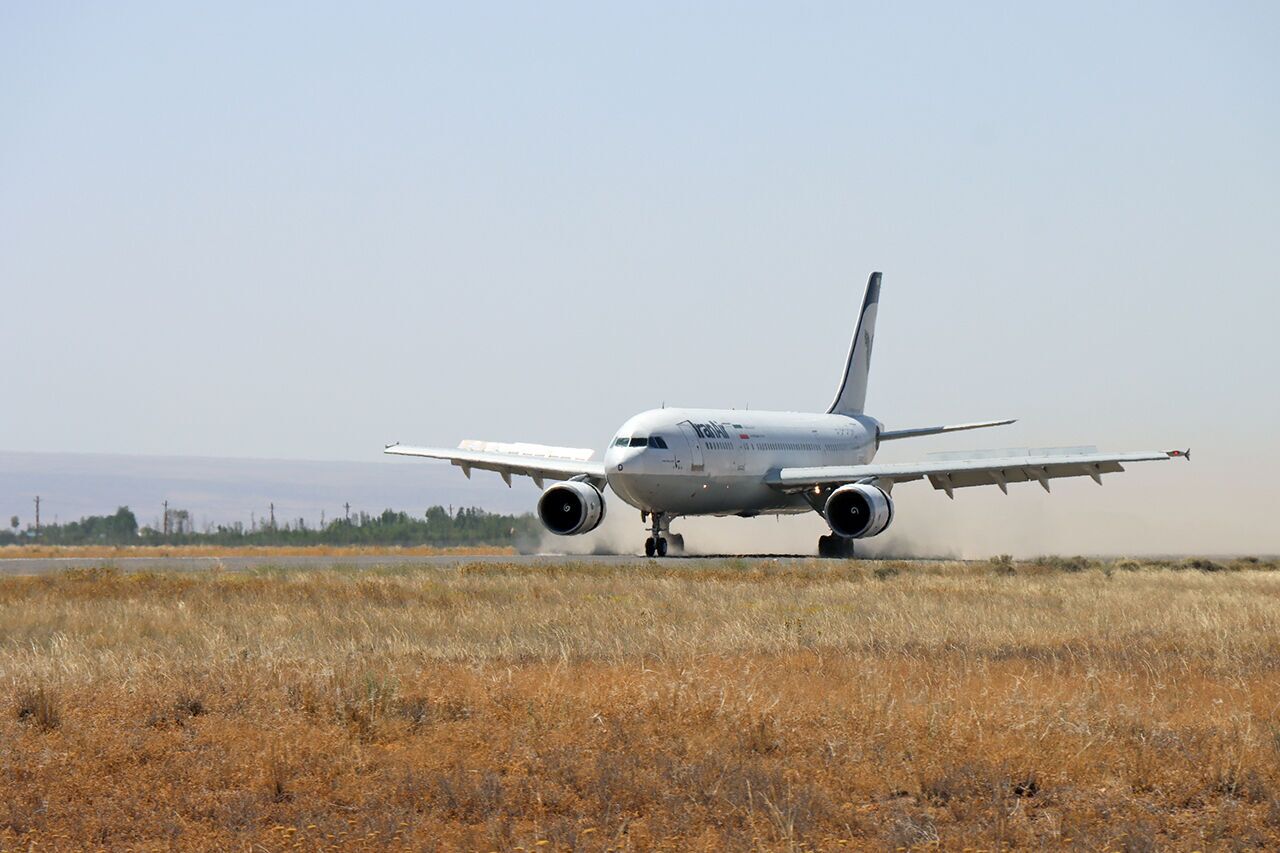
left=690, top=421, right=743, bottom=440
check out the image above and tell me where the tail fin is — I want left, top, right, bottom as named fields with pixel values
left=827, top=271, right=882, bottom=415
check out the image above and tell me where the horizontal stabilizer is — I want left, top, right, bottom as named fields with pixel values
left=879, top=419, right=1016, bottom=441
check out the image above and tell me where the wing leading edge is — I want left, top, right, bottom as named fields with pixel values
left=767, top=449, right=1185, bottom=499
left=384, top=440, right=606, bottom=490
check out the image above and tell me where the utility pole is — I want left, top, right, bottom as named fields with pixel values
left=163, top=500, right=170, bottom=536
left=269, top=502, right=275, bottom=528
left=33, top=496, right=40, bottom=537
left=344, top=502, right=350, bottom=522
left=320, top=510, right=325, bottom=528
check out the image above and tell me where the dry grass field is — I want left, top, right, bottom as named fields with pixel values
left=2, top=557, right=1280, bottom=851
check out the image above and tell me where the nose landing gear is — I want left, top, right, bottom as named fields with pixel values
left=642, top=511, right=682, bottom=557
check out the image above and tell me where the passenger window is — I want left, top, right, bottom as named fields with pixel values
left=629, top=437, right=649, bottom=447
left=650, top=436, right=668, bottom=449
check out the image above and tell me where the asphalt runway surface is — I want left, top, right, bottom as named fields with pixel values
left=0, top=553, right=821, bottom=575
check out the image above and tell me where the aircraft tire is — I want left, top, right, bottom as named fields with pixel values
left=644, top=537, right=656, bottom=557
left=656, top=537, right=668, bottom=557
left=819, top=534, right=852, bottom=559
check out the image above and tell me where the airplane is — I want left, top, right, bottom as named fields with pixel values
left=385, top=272, right=1188, bottom=557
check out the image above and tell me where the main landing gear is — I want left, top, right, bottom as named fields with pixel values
left=818, top=534, right=855, bottom=559
left=642, top=512, right=684, bottom=557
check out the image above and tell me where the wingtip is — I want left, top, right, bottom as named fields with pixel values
left=1166, top=448, right=1191, bottom=461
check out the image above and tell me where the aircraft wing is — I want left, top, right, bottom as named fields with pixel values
left=384, top=440, right=606, bottom=489
left=766, top=448, right=1187, bottom=498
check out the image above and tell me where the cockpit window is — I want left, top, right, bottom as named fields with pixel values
left=616, top=436, right=666, bottom=449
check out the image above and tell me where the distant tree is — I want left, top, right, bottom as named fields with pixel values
left=109, top=507, right=139, bottom=540
left=9, top=516, right=17, bottom=531
left=9, top=503, right=536, bottom=549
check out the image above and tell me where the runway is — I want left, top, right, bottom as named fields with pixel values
left=0, top=553, right=820, bottom=575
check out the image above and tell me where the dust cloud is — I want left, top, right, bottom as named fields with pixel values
left=534, top=459, right=1279, bottom=559
left=535, top=486, right=971, bottom=558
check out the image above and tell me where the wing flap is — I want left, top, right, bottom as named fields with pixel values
left=767, top=450, right=1178, bottom=495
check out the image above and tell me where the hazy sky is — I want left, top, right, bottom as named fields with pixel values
left=3, top=3, right=1278, bottom=550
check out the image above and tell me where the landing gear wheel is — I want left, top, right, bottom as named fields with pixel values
left=644, top=511, right=669, bottom=558
left=819, top=535, right=855, bottom=559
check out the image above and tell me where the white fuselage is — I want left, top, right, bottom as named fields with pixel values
left=603, top=408, right=882, bottom=516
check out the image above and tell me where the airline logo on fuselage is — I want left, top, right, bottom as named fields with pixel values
left=689, top=421, right=743, bottom=440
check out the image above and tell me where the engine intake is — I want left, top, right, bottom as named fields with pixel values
left=824, top=482, right=893, bottom=539
left=537, top=481, right=606, bottom=536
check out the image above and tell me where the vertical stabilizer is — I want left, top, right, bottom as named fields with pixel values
left=827, top=272, right=882, bottom=416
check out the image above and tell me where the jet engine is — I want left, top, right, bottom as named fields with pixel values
left=824, top=482, right=893, bottom=539
left=537, top=481, right=606, bottom=536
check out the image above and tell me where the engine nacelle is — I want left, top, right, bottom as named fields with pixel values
left=824, top=482, right=893, bottom=539
left=537, top=481, right=606, bottom=536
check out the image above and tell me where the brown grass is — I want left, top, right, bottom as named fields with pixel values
left=0, top=543, right=515, bottom=559
left=2, top=558, right=1280, bottom=849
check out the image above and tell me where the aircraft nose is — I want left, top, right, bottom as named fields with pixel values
left=607, top=446, right=642, bottom=471
left=605, top=447, right=648, bottom=505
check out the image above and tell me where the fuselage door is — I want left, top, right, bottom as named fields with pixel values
left=677, top=421, right=706, bottom=473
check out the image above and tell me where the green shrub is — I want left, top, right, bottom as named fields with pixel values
left=989, top=554, right=1015, bottom=576
left=1183, top=557, right=1231, bottom=573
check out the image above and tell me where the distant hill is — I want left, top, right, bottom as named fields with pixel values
left=0, top=451, right=533, bottom=532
